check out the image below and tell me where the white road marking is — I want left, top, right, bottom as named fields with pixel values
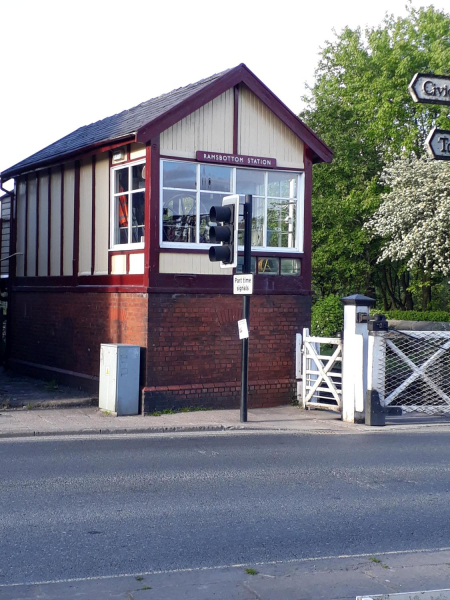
left=1, top=546, right=450, bottom=588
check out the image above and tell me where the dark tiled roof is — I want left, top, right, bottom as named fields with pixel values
left=1, top=68, right=231, bottom=179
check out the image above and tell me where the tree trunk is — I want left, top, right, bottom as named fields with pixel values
left=421, top=271, right=431, bottom=311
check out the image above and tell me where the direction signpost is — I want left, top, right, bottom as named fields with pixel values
left=409, top=73, right=450, bottom=161
left=425, top=127, right=450, bottom=160
left=408, top=73, right=450, bottom=106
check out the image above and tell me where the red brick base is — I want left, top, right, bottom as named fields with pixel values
left=9, top=290, right=310, bottom=411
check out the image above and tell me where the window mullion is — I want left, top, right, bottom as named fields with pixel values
left=263, top=171, right=268, bottom=247
left=195, top=163, right=200, bottom=244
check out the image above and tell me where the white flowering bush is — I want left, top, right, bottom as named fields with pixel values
left=365, top=156, right=450, bottom=276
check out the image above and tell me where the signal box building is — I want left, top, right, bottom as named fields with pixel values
left=0, top=64, right=332, bottom=412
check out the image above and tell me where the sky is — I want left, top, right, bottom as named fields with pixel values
left=0, top=0, right=448, bottom=190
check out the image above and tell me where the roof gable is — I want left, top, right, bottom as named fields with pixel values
left=1, top=64, right=331, bottom=180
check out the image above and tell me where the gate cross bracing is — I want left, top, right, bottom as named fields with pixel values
left=377, top=330, right=450, bottom=415
left=300, top=328, right=343, bottom=412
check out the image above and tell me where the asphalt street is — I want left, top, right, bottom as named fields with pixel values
left=1, top=430, right=450, bottom=588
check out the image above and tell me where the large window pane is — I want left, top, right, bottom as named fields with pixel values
left=281, top=258, right=301, bottom=275
left=258, top=257, right=279, bottom=275
left=236, top=256, right=256, bottom=274
left=199, top=192, right=228, bottom=243
left=115, top=168, right=128, bottom=194
left=162, top=189, right=196, bottom=243
left=267, top=199, right=296, bottom=248
left=238, top=196, right=264, bottom=246
left=236, top=169, right=265, bottom=196
left=163, top=161, right=197, bottom=189
left=132, top=164, right=145, bottom=190
left=267, top=172, right=297, bottom=198
left=131, top=192, right=145, bottom=243
left=200, top=165, right=232, bottom=192
left=115, top=194, right=129, bottom=245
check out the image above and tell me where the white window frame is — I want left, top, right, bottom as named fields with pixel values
left=110, top=160, right=146, bottom=250
left=160, top=159, right=304, bottom=254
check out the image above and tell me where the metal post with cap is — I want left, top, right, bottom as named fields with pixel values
left=240, top=194, right=252, bottom=422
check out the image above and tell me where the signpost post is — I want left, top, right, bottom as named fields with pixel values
left=239, top=194, right=253, bottom=423
left=208, top=194, right=253, bottom=423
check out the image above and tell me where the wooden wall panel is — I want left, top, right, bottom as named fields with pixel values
left=129, top=253, right=144, bottom=274
left=159, top=252, right=232, bottom=275
left=50, top=169, right=62, bottom=276
left=238, top=85, right=304, bottom=169
left=38, top=173, right=49, bottom=276
left=94, top=153, right=109, bottom=275
left=160, top=89, right=234, bottom=158
left=16, top=182, right=26, bottom=277
left=130, top=143, right=146, bottom=160
left=63, top=163, right=75, bottom=276
left=26, top=175, right=37, bottom=277
left=78, top=159, right=92, bottom=275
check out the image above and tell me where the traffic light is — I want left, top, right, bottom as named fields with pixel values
left=208, top=194, right=239, bottom=268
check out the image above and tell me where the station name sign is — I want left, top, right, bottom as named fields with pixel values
left=409, top=73, right=450, bottom=106
left=197, top=151, right=277, bottom=168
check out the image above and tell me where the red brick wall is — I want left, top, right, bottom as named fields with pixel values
left=9, top=292, right=148, bottom=386
left=143, top=293, right=310, bottom=412
left=9, top=290, right=310, bottom=411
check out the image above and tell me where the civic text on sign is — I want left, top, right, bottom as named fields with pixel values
left=409, top=73, right=450, bottom=106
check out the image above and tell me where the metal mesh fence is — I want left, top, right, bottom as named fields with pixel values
left=378, top=330, right=450, bottom=415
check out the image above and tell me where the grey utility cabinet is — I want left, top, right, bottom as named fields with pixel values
left=99, top=344, right=140, bottom=415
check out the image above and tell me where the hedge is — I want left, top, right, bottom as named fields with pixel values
left=372, top=310, right=450, bottom=322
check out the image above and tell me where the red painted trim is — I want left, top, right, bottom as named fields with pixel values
left=35, top=171, right=40, bottom=276
left=24, top=176, right=28, bottom=276
left=136, top=64, right=332, bottom=164
left=303, top=150, right=313, bottom=291
left=109, top=248, right=145, bottom=256
left=3, top=135, right=136, bottom=180
left=149, top=273, right=311, bottom=295
left=14, top=273, right=144, bottom=287
left=47, top=168, right=51, bottom=276
left=233, top=85, right=239, bottom=154
left=73, top=160, right=80, bottom=277
left=144, top=144, right=151, bottom=287
left=160, top=153, right=305, bottom=173
left=149, top=136, right=160, bottom=282
left=60, top=164, right=64, bottom=277
left=108, top=152, right=112, bottom=272
left=99, top=138, right=135, bottom=154
left=91, top=155, right=96, bottom=275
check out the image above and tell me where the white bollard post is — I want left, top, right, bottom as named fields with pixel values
left=341, top=295, right=375, bottom=423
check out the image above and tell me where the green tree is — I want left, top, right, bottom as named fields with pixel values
left=301, top=5, right=450, bottom=309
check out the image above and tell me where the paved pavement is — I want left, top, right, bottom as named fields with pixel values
left=2, top=548, right=450, bottom=599
left=2, top=404, right=450, bottom=438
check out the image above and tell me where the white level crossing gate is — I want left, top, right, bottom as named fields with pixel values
left=300, top=328, right=343, bottom=412
left=375, top=330, right=450, bottom=415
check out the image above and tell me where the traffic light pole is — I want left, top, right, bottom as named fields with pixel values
left=241, top=194, right=252, bottom=423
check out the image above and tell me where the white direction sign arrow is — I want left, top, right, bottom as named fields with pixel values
left=409, top=73, right=450, bottom=105
left=425, top=127, right=450, bottom=161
